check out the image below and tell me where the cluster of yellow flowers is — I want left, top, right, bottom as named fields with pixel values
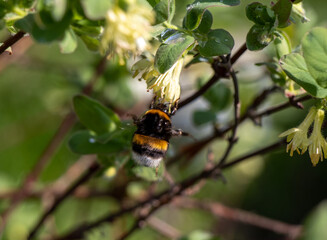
left=100, top=0, right=154, bottom=64
left=101, top=0, right=183, bottom=106
left=279, top=106, right=327, bottom=166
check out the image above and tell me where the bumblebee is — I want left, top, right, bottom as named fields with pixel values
left=132, top=102, right=184, bottom=168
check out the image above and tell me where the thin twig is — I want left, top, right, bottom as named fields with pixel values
left=178, top=43, right=247, bottom=109
left=0, top=31, right=26, bottom=55
left=28, top=161, right=100, bottom=240
left=221, top=139, right=285, bottom=169
left=174, top=198, right=302, bottom=239
left=218, top=68, right=240, bottom=167
left=147, top=216, right=181, bottom=239
left=231, top=42, right=247, bottom=65
left=252, top=95, right=312, bottom=119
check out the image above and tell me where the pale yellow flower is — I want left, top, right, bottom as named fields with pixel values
left=104, top=166, right=117, bottom=179
left=308, top=109, right=327, bottom=166
left=147, top=58, right=183, bottom=104
left=101, top=0, right=154, bottom=64
left=132, top=56, right=183, bottom=105
left=279, top=106, right=317, bottom=156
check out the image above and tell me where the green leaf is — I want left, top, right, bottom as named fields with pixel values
left=185, top=55, right=211, bottom=68
left=193, top=109, right=216, bottom=126
left=291, top=2, right=309, bottom=23
left=52, top=0, right=67, bottom=21
left=274, top=31, right=291, bottom=59
left=160, top=28, right=178, bottom=42
left=272, top=0, right=292, bottom=28
left=195, top=9, right=213, bottom=34
left=190, top=0, right=240, bottom=8
left=280, top=53, right=327, bottom=98
left=184, top=0, right=239, bottom=31
left=246, top=24, right=274, bottom=51
left=154, top=33, right=194, bottom=73
left=301, top=201, right=327, bottom=240
left=146, top=0, right=160, bottom=8
left=73, top=95, right=120, bottom=134
left=96, top=123, right=135, bottom=144
left=154, top=0, right=175, bottom=24
left=15, top=12, right=72, bottom=43
left=81, top=0, right=112, bottom=20
left=246, top=2, right=276, bottom=25
left=302, top=27, right=327, bottom=88
left=198, top=29, right=234, bottom=57
left=72, top=20, right=102, bottom=36
left=132, top=161, right=165, bottom=181
left=79, top=35, right=100, bottom=51
left=256, top=62, right=287, bottom=86
left=20, top=0, right=36, bottom=8
left=200, top=81, right=231, bottom=111
left=59, top=28, right=77, bottom=53
left=68, top=131, right=125, bottom=155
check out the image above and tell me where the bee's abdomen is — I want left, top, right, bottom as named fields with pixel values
left=132, top=133, right=169, bottom=168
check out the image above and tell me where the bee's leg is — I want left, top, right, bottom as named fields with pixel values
left=170, top=99, right=180, bottom=115
left=127, top=113, right=139, bottom=124
left=171, top=129, right=196, bottom=141
left=155, top=167, right=158, bottom=176
left=150, top=95, right=158, bottom=109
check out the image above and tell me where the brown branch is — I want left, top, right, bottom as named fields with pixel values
left=252, top=95, right=312, bottom=119
left=221, top=139, right=285, bottom=170
left=147, top=216, right=182, bottom=239
left=174, top=198, right=302, bottom=239
left=178, top=43, right=247, bottom=109
left=231, top=42, right=247, bottom=65
left=27, top=161, right=101, bottom=240
left=217, top=68, right=240, bottom=167
left=0, top=31, right=26, bottom=55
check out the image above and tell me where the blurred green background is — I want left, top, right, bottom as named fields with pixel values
left=1, top=1, right=327, bottom=240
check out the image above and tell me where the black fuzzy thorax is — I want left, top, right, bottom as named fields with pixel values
left=135, top=110, right=172, bottom=141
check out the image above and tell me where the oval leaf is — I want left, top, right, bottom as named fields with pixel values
left=246, top=24, right=274, bottom=51
left=280, top=53, right=327, bottom=98
left=15, top=12, right=72, bottom=43
left=68, top=131, right=125, bottom=155
left=184, top=0, right=240, bottom=30
left=274, top=31, right=291, bottom=59
left=73, top=95, right=120, bottom=134
left=196, top=9, right=213, bottom=34
left=198, top=29, right=234, bottom=57
left=302, top=27, right=327, bottom=88
left=302, top=201, right=327, bottom=240
left=193, top=109, right=216, bottom=126
left=154, top=34, right=194, bottom=73
left=246, top=2, right=276, bottom=25
left=272, top=0, right=292, bottom=28
left=154, top=0, right=175, bottom=24
left=59, top=28, right=77, bottom=54
left=81, top=0, right=112, bottom=20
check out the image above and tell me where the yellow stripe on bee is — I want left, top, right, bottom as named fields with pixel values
left=133, top=134, right=168, bottom=151
left=145, top=109, right=171, bottom=121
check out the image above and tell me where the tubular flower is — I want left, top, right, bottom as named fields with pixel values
left=100, top=0, right=154, bottom=64
left=279, top=106, right=317, bottom=156
left=308, top=109, right=327, bottom=166
left=147, top=58, right=183, bottom=104
left=132, top=56, right=183, bottom=105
